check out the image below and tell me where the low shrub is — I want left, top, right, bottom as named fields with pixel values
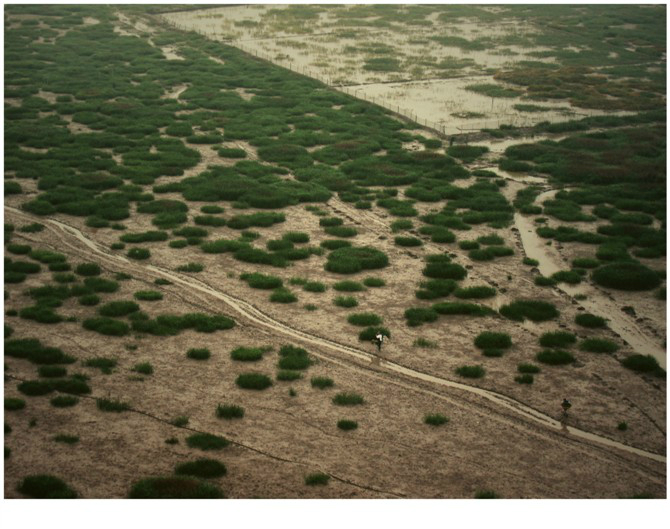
left=277, top=370, right=302, bottom=381
left=455, top=365, right=485, bottom=378
left=84, top=357, right=117, bottom=374
left=79, top=294, right=100, bottom=306
left=424, top=414, right=449, bottom=426
left=17, top=475, right=77, bottom=499
left=432, top=302, right=494, bottom=316
left=270, top=287, right=298, bottom=303
left=83, top=317, right=130, bottom=336
left=358, top=326, right=390, bottom=341
left=50, top=395, right=79, bottom=408
left=283, top=231, right=310, bottom=243
left=332, top=392, right=364, bottom=406
left=534, top=276, right=556, bottom=287
left=459, top=240, right=480, bottom=250
left=132, top=363, right=153, bottom=375
left=200, top=205, right=224, bottom=214
left=216, top=404, right=244, bottom=420
left=241, top=272, right=283, bottom=290
left=592, top=262, right=661, bottom=291
left=129, top=476, right=224, bottom=499
left=572, top=258, right=600, bottom=269
left=231, top=347, right=266, bottom=362
left=186, top=433, right=230, bottom=451
left=515, top=374, right=534, bottom=384
left=74, top=263, right=101, bottom=276
left=38, top=365, right=67, bottom=378
left=474, top=332, right=512, bottom=350
left=303, top=281, right=326, bottom=293
left=305, top=473, right=330, bottom=486
left=176, top=263, right=204, bottom=273
left=422, top=260, right=467, bottom=280
left=454, top=286, right=496, bottom=299
left=278, top=345, right=311, bottom=370
left=551, top=270, right=582, bottom=285
left=363, top=277, right=385, bottom=287
left=54, top=434, right=79, bottom=444
left=96, top=398, right=130, bottom=412
left=404, top=307, right=439, bottom=326
left=523, top=257, right=539, bottom=266
left=324, top=226, right=357, bottom=238
left=311, top=377, right=334, bottom=389
left=99, top=301, right=140, bottom=317
left=333, top=280, right=365, bottom=292
left=134, top=290, right=163, bottom=301
left=236, top=373, right=273, bottom=390
left=536, top=350, right=575, bottom=365
left=499, top=300, right=559, bottom=322
left=579, top=338, right=619, bottom=353
left=187, top=348, right=211, bottom=361
left=395, top=236, right=423, bottom=247
left=127, top=248, right=150, bottom=260
left=539, top=331, right=576, bottom=348
left=617, top=421, right=628, bottom=431
left=84, top=277, right=119, bottom=292
left=517, top=363, right=540, bottom=374
left=575, top=313, right=607, bottom=328
left=175, top=459, right=227, bottom=479
left=5, top=397, right=26, bottom=411
left=347, top=313, right=382, bottom=326
left=320, top=239, right=352, bottom=250
left=334, top=296, right=358, bottom=308
left=621, top=355, right=665, bottom=376
left=337, top=419, right=358, bottom=431
left=477, top=234, right=504, bottom=245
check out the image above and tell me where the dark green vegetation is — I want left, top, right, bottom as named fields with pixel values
left=332, top=392, right=365, bottom=406
left=5, top=397, right=26, bottom=411
left=186, top=433, right=229, bottom=451
left=539, top=331, right=576, bottom=348
left=580, top=338, right=619, bottom=354
left=129, top=476, right=224, bottom=499
left=50, top=395, right=79, bottom=408
left=455, top=365, right=485, bottom=378
left=424, top=414, right=449, bottom=426
left=311, top=376, right=334, bottom=389
left=216, top=404, right=245, bottom=420
left=236, top=373, right=273, bottom=390
left=187, top=348, right=211, bottom=361
left=621, top=355, right=665, bottom=377
left=499, top=300, right=559, bottom=322
left=278, top=345, right=312, bottom=370
left=334, top=295, right=358, bottom=308
left=325, top=246, right=389, bottom=274
left=175, top=459, right=227, bottom=479
left=536, top=350, right=575, bottom=365
left=592, top=262, right=661, bottom=291
left=337, top=419, right=358, bottom=431
left=17, top=475, right=77, bottom=499
left=96, top=398, right=130, bottom=412
left=231, top=346, right=267, bottom=362
left=474, top=332, right=512, bottom=352
left=54, top=434, right=79, bottom=444
left=304, top=473, right=330, bottom=486
left=575, top=313, right=607, bottom=328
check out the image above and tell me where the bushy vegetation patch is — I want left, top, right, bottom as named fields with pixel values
left=455, top=365, right=485, bottom=378
left=394, top=236, right=422, bottom=247
left=132, top=313, right=235, bottom=335
left=236, top=373, right=273, bottom=390
left=592, top=262, right=661, bottom=291
left=241, top=272, right=283, bottom=290
left=621, top=355, right=665, bottom=376
left=337, top=419, right=358, bottom=431
left=517, top=363, right=540, bottom=374
left=99, top=301, right=140, bottom=317
left=120, top=231, right=168, bottom=244
left=454, top=286, right=496, bottom=299
left=334, top=296, right=358, bottom=308
left=572, top=258, right=601, bottom=269
left=303, top=281, right=326, bottom=293
left=216, top=404, right=244, bottom=420
left=175, top=458, right=228, bottom=479
left=333, top=280, right=365, bottom=292
left=422, top=258, right=467, bottom=280
left=96, top=398, right=130, bottom=412
left=416, top=278, right=457, bottom=300
left=424, top=414, right=449, bottom=426
left=515, top=374, right=534, bottom=384
left=132, top=362, right=153, bottom=375
left=320, top=239, right=352, bottom=250
left=83, top=317, right=130, bottom=336
left=84, top=357, right=117, bottom=374
left=474, top=332, right=512, bottom=350
left=459, top=240, right=480, bottom=250
left=187, top=348, right=211, bottom=361
left=134, top=290, right=163, bottom=301
left=278, top=345, right=311, bottom=370
left=539, top=331, right=577, bottom=348
left=579, top=338, right=619, bottom=353
left=305, top=473, right=330, bottom=486
left=347, top=313, right=382, bottom=326
left=231, top=346, right=267, bottom=362
left=536, top=350, right=575, bottom=365
left=270, top=287, right=298, bottom=303
left=74, top=263, right=101, bottom=276
left=363, top=277, right=385, bottom=288
left=176, top=262, right=204, bottom=273
left=551, top=270, right=582, bottom=284
left=432, top=302, right=494, bottom=316
left=311, top=376, right=334, bottom=389
left=127, top=248, right=150, bottom=260
left=5, top=397, right=26, bottom=411
left=186, top=433, right=230, bottom=451
left=38, top=365, right=68, bottom=378
left=50, top=395, right=79, bottom=408
left=325, top=246, right=389, bottom=274
left=17, top=475, right=77, bottom=499
left=499, top=300, right=559, bottom=322
left=332, top=392, right=364, bottom=406
left=277, top=370, right=302, bottom=381
left=575, top=313, right=607, bottom=328
left=129, top=477, right=224, bottom=499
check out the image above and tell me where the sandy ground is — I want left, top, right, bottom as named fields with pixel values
left=3, top=202, right=666, bottom=498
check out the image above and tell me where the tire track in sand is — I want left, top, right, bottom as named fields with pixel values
left=5, top=206, right=665, bottom=466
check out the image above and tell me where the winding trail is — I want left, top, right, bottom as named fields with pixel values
left=6, top=206, right=666, bottom=465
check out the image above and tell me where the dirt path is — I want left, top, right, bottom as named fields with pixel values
left=5, top=206, right=665, bottom=465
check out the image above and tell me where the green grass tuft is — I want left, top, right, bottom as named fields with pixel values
left=424, top=414, right=449, bottom=426
left=332, top=392, right=364, bottom=406
left=236, top=373, right=273, bottom=390
left=216, top=404, right=244, bottom=420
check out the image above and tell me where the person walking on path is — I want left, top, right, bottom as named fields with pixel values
left=374, top=332, right=384, bottom=353
left=561, top=398, right=572, bottom=419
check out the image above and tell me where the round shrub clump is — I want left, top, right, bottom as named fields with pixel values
left=455, top=365, right=485, bottom=378
left=175, top=459, right=227, bottom=479
left=187, top=348, right=211, bottom=361
left=592, top=262, right=661, bottom=291
left=334, top=296, right=358, bottom=308
left=536, top=350, right=575, bottom=365
left=236, top=373, right=273, bottom=390
left=99, top=301, right=140, bottom=317
left=83, top=318, right=130, bottom=336
left=474, top=332, right=512, bottom=350
left=337, top=419, right=358, bottom=431
left=394, top=236, right=423, bottom=247
left=231, top=347, right=265, bottom=362
left=424, top=414, right=449, bottom=426
left=5, top=397, right=26, bottom=411
left=621, top=354, right=665, bottom=376
left=539, top=331, right=576, bottom=348
left=404, top=307, right=439, bottom=327
left=127, top=248, right=150, bottom=260
left=325, top=246, right=389, bottom=274
left=579, top=338, right=619, bottom=353
left=186, top=433, right=229, bottom=451
left=332, top=392, right=364, bottom=406
left=17, top=475, right=77, bottom=499
left=216, top=404, right=244, bottom=420
left=499, top=300, right=559, bottom=322
left=134, top=290, right=163, bottom=301
left=575, top=313, right=607, bottom=328
left=347, top=313, right=382, bottom=327
left=129, top=476, right=224, bottom=499
left=75, top=263, right=101, bottom=276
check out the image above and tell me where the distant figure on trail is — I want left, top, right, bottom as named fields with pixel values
left=561, top=398, right=572, bottom=418
left=374, top=332, right=384, bottom=353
